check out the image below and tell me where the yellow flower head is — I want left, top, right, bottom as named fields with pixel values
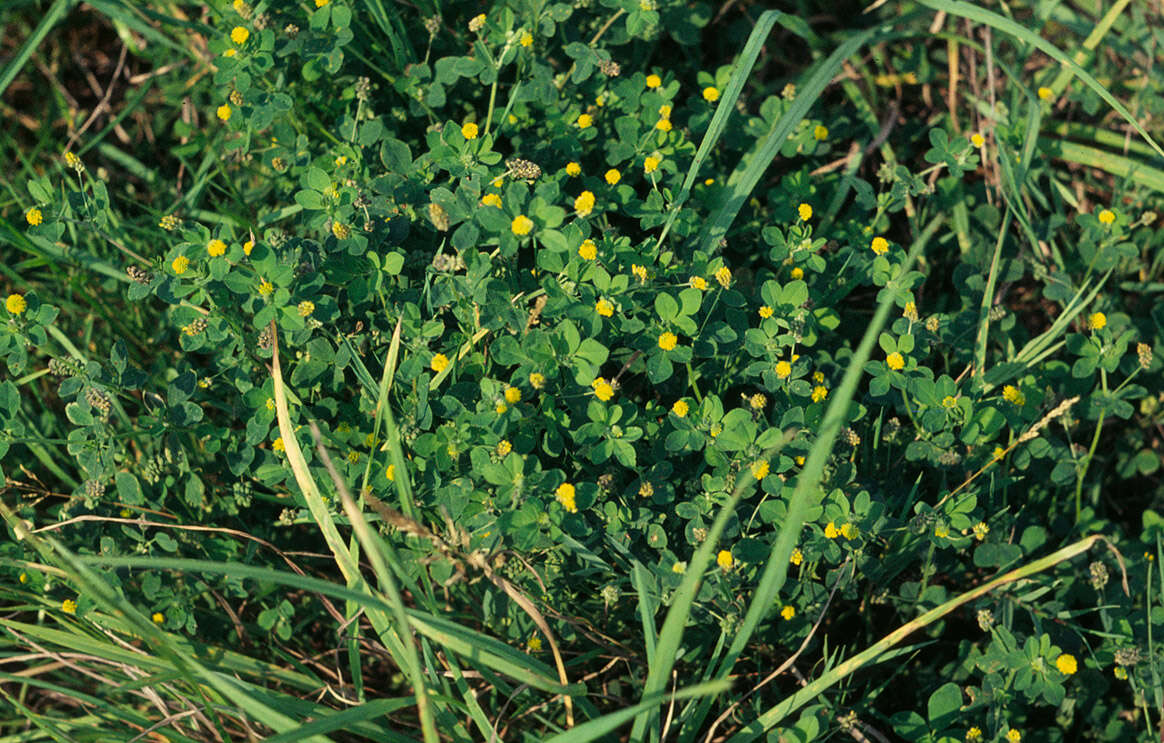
left=824, top=522, right=840, bottom=539
left=332, top=222, right=351, bottom=240
left=504, top=386, right=521, bottom=404
left=840, top=523, right=858, bottom=540
left=632, top=264, right=648, bottom=283
left=386, top=464, right=395, bottom=481
left=690, top=276, right=708, bottom=290
left=25, top=207, right=43, bottom=226
left=578, top=239, right=597, bottom=260
left=790, top=266, right=804, bottom=280
left=592, top=377, right=614, bottom=401
left=565, top=161, right=581, bottom=176
left=790, top=548, right=803, bottom=566
left=871, top=237, right=889, bottom=255
left=644, top=155, right=660, bottom=174
left=655, top=118, right=672, bottom=132
left=672, top=400, right=689, bottom=417
left=646, top=74, right=662, bottom=88
left=813, top=124, right=829, bottom=140
left=672, top=561, right=687, bottom=574
left=297, top=300, right=315, bottom=317
left=798, top=203, right=813, bottom=221
left=1055, top=653, right=1077, bottom=675
left=717, top=549, right=733, bottom=571
left=207, top=239, right=227, bottom=257
left=595, top=298, right=614, bottom=317
left=62, top=599, right=77, bottom=614
left=216, top=104, right=232, bottom=122
left=715, top=266, right=731, bottom=288
left=759, top=305, right=774, bottom=319
left=258, top=278, right=274, bottom=297
left=576, top=114, right=593, bottom=129
left=750, top=460, right=770, bottom=480
left=152, top=612, right=165, bottom=624
left=971, top=132, right=985, bottom=148
left=886, top=352, right=905, bottom=371
left=231, top=26, right=249, bottom=45
left=1098, top=209, right=1115, bottom=226
left=1002, top=385, right=1026, bottom=406
left=604, top=169, right=621, bottom=185
left=703, top=86, right=719, bottom=102
left=243, top=240, right=254, bottom=255
left=171, top=256, right=190, bottom=275
left=658, top=331, right=678, bottom=351
left=1088, top=312, right=1107, bottom=331
left=811, top=385, right=828, bottom=402
left=1038, top=86, right=1053, bottom=100
left=574, top=191, right=596, bottom=217
left=461, top=122, right=479, bottom=140
left=430, top=353, right=449, bottom=373
left=520, top=31, right=533, bottom=47
left=511, top=215, right=534, bottom=235
left=468, top=13, right=486, bottom=32
left=6, top=294, right=27, bottom=315
left=972, top=522, right=989, bottom=540
left=775, top=360, right=792, bottom=379
left=481, top=193, right=502, bottom=208
left=497, top=440, right=513, bottom=456
left=780, top=605, right=795, bottom=620
left=1006, top=729, right=1021, bottom=742
left=555, top=482, right=578, bottom=512
left=529, top=372, right=545, bottom=389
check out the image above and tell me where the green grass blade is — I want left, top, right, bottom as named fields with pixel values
left=80, top=556, right=578, bottom=696
left=728, top=536, right=1104, bottom=741
left=629, top=427, right=797, bottom=742
left=678, top=216, right=943, bottom=742
left=325, top=430, right=439, bottom=743
left=916, top=0, right=1164, bottom=159
left=1040, top=138, right=1164, bottom=194
left=544, top=681, right=730, bottom=743
left=653, top=10, right=783, bottom=252
left=631, top=560, right=658, bottom=670
left=697, top=23, right=888, bottom=255
left=0, top=0, right=73, bottom=99
left=0, top=514, right=335, bottom=742
left=262, top=698, right=420, bottom=743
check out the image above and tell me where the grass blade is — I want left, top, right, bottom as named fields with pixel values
left=678, top=216, right=943, bottom=742
left=728, top=535, right=1105, bottom=741
left=0, top=0, right=72, bottom=99
left=916, top=0, right=1164, bottom=159
left=697, top=23, right=889, bottom=255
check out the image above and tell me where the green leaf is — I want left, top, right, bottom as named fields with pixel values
left=65, top=402, right=93, bottom=426
left=655, top=292, right=678, bottom=323
left=306, top=166, right=330, bottom=191
left=295, top=189, right=323, bottom=210
left=926, top=682, right=962, bottom=728
left=539, top=229, right=568, bottom=252
left=115, top=472, right=143, bottom=506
